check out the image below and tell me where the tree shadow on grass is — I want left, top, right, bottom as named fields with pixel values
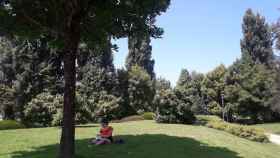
left=9, top=134, right=243, bottom=158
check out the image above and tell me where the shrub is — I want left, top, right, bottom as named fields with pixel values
left=51, top=108, right=63, bottom=126
left=23, top=92, right=98, bottom=127
left=196, top=115, right=223, bottom=124
left=177, top=102, right=196, bottom=124
left=0, top=120, right=25, bottom=130
left=196, top=115, right=268, bottom=142
left=154, top=89, right=180, bottom=123
left=127, top=65, right=155, bottom=112
left=75, top=92, right=93, bottom=124
left=142, top=112, right=155, bottom=120
left=154, top=89, right=196, bottom=124
left=84, top=91, right=123, bottom=122
left=95, top=92, right=123, bottom=120
left=74, top=90, right=125, bottom=123
left=208, top=101, right=222, bottom=116
left=23, top=92, right=63, bottom=127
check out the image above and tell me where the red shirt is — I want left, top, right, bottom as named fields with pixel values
left=100, top=126, right=113, bottom=138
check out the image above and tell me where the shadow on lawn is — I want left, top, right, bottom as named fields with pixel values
left=9, top=134, right=243, bottom=158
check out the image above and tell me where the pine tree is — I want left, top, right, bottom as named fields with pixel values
left=176, top=69, right=192, bottom=88
left=176, top=69, right=206, bottom=115
left=155, top=77, right=172, bottom=91
left=241, top=9, right=274, bottom=66
left=175, top=69, right=192, bottom=107
left=189, top=71, right=206, bottom=114
left=222, top=9, right=279, bottom=123
left=202, top=64, right=227, bottom=116
left=225, top=59, right=277, bottom=123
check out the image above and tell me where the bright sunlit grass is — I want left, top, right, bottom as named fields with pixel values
left=250, top=123, right=280, bottom=134
left=0, top=121, right=279, bottom=158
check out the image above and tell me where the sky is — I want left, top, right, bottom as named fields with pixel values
left=113, top=0, right=280, bottom=86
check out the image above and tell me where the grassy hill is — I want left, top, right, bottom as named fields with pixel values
left=0, top=120, right=279, bottom=158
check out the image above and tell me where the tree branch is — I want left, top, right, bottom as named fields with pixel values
left=20, top=10, right=64, bottom=38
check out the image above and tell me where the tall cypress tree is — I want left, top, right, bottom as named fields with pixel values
left=125, top=26, right=159, bottom=113
left=126, top=32, right=155, bottom=79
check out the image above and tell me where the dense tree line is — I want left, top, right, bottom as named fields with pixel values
left=172, top=9, right=280, bottom=124
left=1, top=8, right=280, bottom=127
left=0, top=37, right=63, bottom=120
left=0, top=36, right=157, bottom=124
left=131, top=9, right=280, bottom=124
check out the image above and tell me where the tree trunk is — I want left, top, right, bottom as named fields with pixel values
left=59, top=19, right=80, bottom=158
left=4, top=106, right=15, bottom=120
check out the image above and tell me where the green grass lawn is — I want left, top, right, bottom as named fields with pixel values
left=0, top=120, right=279, bottom=158
left=250, top=123, right=280, bottom=134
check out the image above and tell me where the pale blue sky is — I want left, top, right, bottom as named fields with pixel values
left=113, top=0, right=280, bottom=85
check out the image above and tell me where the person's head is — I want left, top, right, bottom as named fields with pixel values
left=100, top=118, right=109, bottom=128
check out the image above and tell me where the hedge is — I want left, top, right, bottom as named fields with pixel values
left=142, top=112, right=155, bottom=120
left=0, top=120, right=25, bottom=130
left=197, top=115, right=269, bottom=143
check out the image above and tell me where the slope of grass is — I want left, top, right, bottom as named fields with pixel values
left=0, top=121, right=279, bottom=158
left=196, top=115, right=268, bottom=142
left=250, top=123, right=280, bottom=134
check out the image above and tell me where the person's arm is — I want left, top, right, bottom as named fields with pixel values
left=97, top=129, right=102, bottom=136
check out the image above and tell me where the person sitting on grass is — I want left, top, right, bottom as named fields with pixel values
left=91, top=118, right=113, bottom=145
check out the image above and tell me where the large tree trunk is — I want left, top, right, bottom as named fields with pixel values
left=59, top=17, right=81, bottom=158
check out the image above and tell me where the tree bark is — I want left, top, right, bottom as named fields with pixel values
left=59, top=17, right=81, bottom=158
